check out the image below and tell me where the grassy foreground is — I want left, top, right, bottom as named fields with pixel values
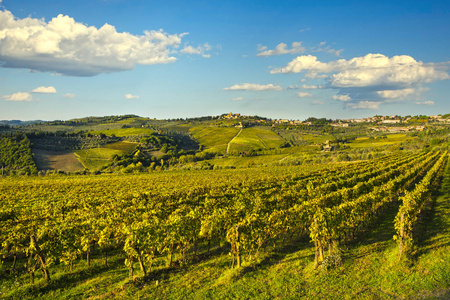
left=2, top=163, right=450, bottom=299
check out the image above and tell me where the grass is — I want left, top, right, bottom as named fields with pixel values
left=74, top=142, right=137, bottom=170
left=2, top=157, right=449, bottom=299
left=228, top=127, right=285, bottom=153
left=88, top=128, right=154, bottom=137
left=190, top=126, right=241, bottom=153
left=190, top=126, right=286, bottom=155
left=349, top=134, right=411, bottom=149
left=103, top=141, right=138, bottom=152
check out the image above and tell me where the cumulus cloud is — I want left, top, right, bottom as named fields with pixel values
left=297, top=92, right=312, bottom=98
left=272, top=53, right=449, bottom=109
left=312, top=100, right=324, bottom=105
left=223, top=83, right=283, bottom=91
left=332, top=94, right=351, bottom=101
left=2, top=92, right=33, bottom=101
left=125, top=94, right=139, bottom=99
left=231, top=97, right=244, bottom=101
left=271, top=55, right=330, bottom=74
left=0, top=9, right=188, bottom=76
left=272, top=54, right=448, bottom=86
left=347, top=101, right=381, bottom=110
left=301, top=84, right=323, bottom=89
left=377, top=88, right=421, bottom=99
left=257, top=42, right=305, bottom=57
left=32, top=86, right=57, bottom=94
left=415, top=100, right=434, bottom=106
left=63, top=93, right=75, bottom=98
left=180, top=43, right=212, bottom=58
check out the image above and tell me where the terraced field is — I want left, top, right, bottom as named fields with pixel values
left=75, top=141, right=138, bottom=170
left=190, top=126, right=285, bottom=154
left=189, top=126, right=241, bottom=153
left=227, top=127, right=285, bottom=153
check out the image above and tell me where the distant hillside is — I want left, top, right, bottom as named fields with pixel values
left=0, top=120, right=44, bottom=126
left=0, top=113, right=448, bottom=175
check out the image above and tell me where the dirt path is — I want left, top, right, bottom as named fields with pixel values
left=256, top=134, right=268, bottom=149
left=226, top=128, right=242, bottom=155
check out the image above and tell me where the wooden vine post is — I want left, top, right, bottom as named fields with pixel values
left=398, top=212, right=405, bottom=258
left=236, top=225, right=241, bottom=268
left=30, top=235, right=51, bottom=281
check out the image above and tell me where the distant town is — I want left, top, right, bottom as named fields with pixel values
left=219, top=112, right=449, bottom=132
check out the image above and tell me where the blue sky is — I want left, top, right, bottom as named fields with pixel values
left=0, top=0, right=449, bottom=121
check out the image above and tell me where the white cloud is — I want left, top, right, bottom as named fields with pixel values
left=301, top=84, right=323, bottom=89
left=257, top=42, right=305, bottom=57
left=332, top=94, right=351, bottom=101
left=125, top=94, right=139, bottom=99
left=314, top=41, right=343, bottom=56
left=223, top=83, right=283, bottom=91
left=297, top=92, right=312, bottom=98
left=180, top=43, right=212, bottom=58
left=415, top=100, right=434, bottom=106
left=347, top=101, right=381, bottom=110
left=257, top=44, right=268, bottom=52
left=273, top=53, right=449, bottom=110
left=63, top=93, right=75, bottom=98
left=232, top=97, right=244, bottom=101
left=0, top=9, right=188, bottom=76
left=312, top=100, right=324, bottom=105
left=377, top=88, right=423, bottom=99
left=32, top=86, right=57, bottom=94
left=271, top=55, right=331, bottom=74
left=2, top=92, right=33, bottom=101
left=272, top=54, right=449, bottom=88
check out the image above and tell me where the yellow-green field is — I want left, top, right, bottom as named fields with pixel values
left=88, top=127, right=154, bottom=137
left=190, top=126, right=286, bottom=154
left=228, top=127, right=285, bottom=153
left=103, top=141, right=139, bottom=152
left=75, top=141, right=138, bottom=170
left=190, top=126, right=241, bottom=153
left=348, top=133, right=410, bottom=148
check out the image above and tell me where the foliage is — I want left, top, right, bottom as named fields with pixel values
left=0, top=133, right=37, bottom=175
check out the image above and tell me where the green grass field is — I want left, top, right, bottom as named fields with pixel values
left=348, top=133, right=410, bottom=148
left=190, top=126, right=241, bottom=153
left=88, top=127, right=154, bottom=137
left=228, top=127, right=285, bottom=153
left=189, top=126, right=285, bottom=155
left=74, top=142, right=138, bottom=170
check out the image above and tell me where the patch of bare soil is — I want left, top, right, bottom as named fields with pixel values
left=33, top=148, right=84, bottom=172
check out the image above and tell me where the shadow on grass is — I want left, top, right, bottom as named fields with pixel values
left=415, top=165, right=450, bottom=257
left=343, top=201, right=401, bottom=261
left=237, top=236, right=314, bottom=277
left=5, top=255, right=125, bottom=300
left=137, top=244, right=230, bottom=285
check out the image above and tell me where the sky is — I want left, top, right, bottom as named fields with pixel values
left=0, top=0, right=449, bottom=121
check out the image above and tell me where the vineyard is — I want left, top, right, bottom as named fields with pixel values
left=1, top=149, right=449, bottom=299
